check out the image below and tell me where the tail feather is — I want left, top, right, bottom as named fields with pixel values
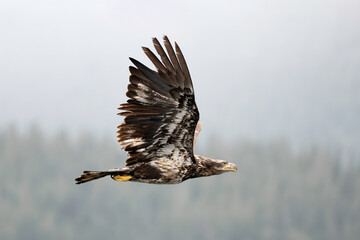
left=75, top=168, right=129, bottom=184
left=75, top=171, right=110, bottom=184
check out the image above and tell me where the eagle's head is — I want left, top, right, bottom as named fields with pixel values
left=193, top=155, right=237, bottom=178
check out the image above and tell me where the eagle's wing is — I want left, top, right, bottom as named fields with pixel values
left=117, top=36, right=199, bottom=166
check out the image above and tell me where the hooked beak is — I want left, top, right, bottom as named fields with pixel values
left=222, top=162, right=237, bottom=172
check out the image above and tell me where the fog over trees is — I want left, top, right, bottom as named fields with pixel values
left=1, top=126, right=359, bottom=240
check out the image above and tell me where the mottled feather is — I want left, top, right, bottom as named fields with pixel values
left=117, top=36, right=199, bottom=167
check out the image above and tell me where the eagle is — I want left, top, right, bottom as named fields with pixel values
left=75, top=36, right=237, bottom=185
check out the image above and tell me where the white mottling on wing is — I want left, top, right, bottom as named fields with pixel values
left=134, top=95, right=149, bottom=103
left=137, top=83, right=150, bottom=91
left=172, top=148, right=180, bottom=159
left=129, top=141, right=145, bottom=147
left=166, top=109, right=187, bottom=134
left=159, top=144, right=175, bottom=155
left=166, top=123, right=177, bottom=133
left=138, top=84, right=175, bottom=104
left=122, top=137, right=142, bottom=144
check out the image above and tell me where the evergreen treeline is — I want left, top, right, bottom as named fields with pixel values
left=0, top=126, right=359, bottom=240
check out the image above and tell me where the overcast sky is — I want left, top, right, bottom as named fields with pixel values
left=1, top=0, right=359, bottom=152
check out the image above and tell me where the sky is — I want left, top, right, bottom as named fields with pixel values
left=1, top=0, right=359, bottom=153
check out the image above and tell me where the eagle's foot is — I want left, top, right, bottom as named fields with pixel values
left=112, top=175, right=132, bottom=182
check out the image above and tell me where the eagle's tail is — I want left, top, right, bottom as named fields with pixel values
left=75, top=168, right=130, bottom=184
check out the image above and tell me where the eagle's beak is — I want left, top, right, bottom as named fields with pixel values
left=222, top=162, right=237, bottom=172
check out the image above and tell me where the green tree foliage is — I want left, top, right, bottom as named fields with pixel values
left=0, top=126, right=359, bottom=240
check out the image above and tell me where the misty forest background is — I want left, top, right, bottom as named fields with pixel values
left=1, top=125, right=359, bottom=240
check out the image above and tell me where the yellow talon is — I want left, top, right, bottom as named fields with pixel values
left=112, top=175, right=132, bottom=182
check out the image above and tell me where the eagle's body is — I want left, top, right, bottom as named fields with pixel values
left=75, top=36, right=237, bottom=185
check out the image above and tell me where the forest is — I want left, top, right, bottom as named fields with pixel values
left=1, top=125, right=359, bottom=240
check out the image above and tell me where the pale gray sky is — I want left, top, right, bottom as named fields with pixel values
left=1, top=0, right=359, bottom=152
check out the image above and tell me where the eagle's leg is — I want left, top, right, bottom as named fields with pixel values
left=112, top=175, right=132, bottom=182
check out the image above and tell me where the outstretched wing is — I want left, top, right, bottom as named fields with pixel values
left=117, top=36, right=199, bottom=166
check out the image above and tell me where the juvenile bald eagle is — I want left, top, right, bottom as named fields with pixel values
left=75, top=36, right=237, bottom=184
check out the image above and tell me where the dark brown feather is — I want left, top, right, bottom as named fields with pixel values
left=152, top=38, right=175, bottom=74
left=117, top=36, right=199, bottom=166
left=142, top=47, right=167, bottom=74
left=175, top=42, right=193, bottom=92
